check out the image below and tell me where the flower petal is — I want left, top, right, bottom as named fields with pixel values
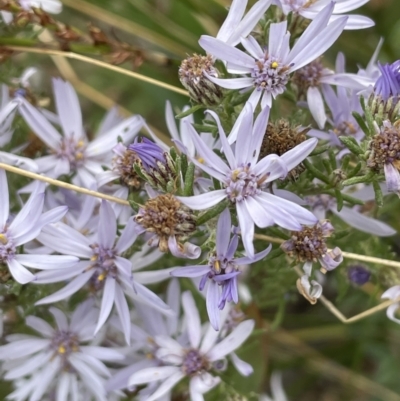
left=129, top=366, right=180, bottom=386
left=207, top=319, right=255, bottom=361
left=94, top=277, right=116, bottom=335
left=307, top=86, right=327, bottom=129
left=177, top=190, right=227, bottom=211
left=182, top=291, right=202, bottom=348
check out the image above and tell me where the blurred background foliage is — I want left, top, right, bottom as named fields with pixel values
left=1, top=0, right=400, bottom=400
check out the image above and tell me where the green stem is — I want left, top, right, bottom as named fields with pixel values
left=196, top=199, right=229, bottom=226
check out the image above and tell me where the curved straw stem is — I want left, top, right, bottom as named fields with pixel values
left=254, top=233, right=400, bottom=269
left=0, top=163, right=130, bottom=206
left=4, top=46, right=189, bottom=97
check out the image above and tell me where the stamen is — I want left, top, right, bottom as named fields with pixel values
left=0, top=234, right=7, bottom=245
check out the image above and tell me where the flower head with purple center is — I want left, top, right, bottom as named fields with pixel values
left=176, top=103, right=318, bottom=257
left=127, top=291, right=255, bottom=401
left=199, top=3, right=348, bottom=109
left=18, top=78, right=144, bottom=188
left=0, top=300, right=123, bottom=401
left=172, top=209, right=271, bottom=330
left=308, top=80, right=364, bottom=155
left=33, top=200, right=170, bottom=344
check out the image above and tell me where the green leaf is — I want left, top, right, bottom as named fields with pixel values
left=352, top=111, right=371, bottom=137
left=196, top=199, right=229, bottom=226
left=303, top=159, right=330, bottom=184
left=180, top=153, right=188, bottom=179
left=373, top=180, right=384, bottom=207
left=338, top=136, right=364, bottom=155
left=183, top=162, right=195, bottom=196
left=335, top=188, right=343, bottom=212
left=310, top=144, right=330, bottom=156
left=175, top=104, right=204, bottom=119
left=347, top=162, right=362, bottom=178
left=342, top=172, right=374, bottom=186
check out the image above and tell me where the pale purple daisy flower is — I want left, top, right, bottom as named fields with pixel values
left=294, top=53, right=364, bottom=129
left=0, top=301, right=123, bottom=401
left=273, top=0, right=374, bottom=30
left=128, top=291, right=255, bottom=401
left=0, top=169, right=78, bottom=284
left=307, top=84, right=364, bottom=155
left=176, top=104, right=318, bottom=257
left=381, top=285, right=400, bottom=325
left=199, top=3, right=347, bottom=109
left=33, top=200, right=170, bottom=344
left=325, top=39, right=383, bottom=92
left=18, top=78, right=144, bottom=188
left=260, top=372, right=288, bottom=401
left=292, top=58, right=334, bottom=128
left=172, top=208, right=271, bottom=330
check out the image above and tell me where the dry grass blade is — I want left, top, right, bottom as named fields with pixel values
left=61, top=0, right=189, bottom=57
left=128, top=0, right=199, bottom=48
left=0, top=163, right=130, bottom=206
left=4, top=45, right=189, bottom=96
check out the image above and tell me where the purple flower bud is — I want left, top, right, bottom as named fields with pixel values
left=347, top=265, right=371, bottom=285
left=375, top=61, right=400, bottom=101
left=129, top=137, right=166, bottom=171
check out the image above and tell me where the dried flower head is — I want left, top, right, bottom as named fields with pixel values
left=135, top=194, right=197, bottom=254
left=111, top=145, right=142, bottom=188
left=259, top=119, right=308, bottom=180
left=368, top=121, right=400, bottom=171
left=292, top=58, right=324, bottom=95
left=367, top=121, right=400, bottom=197
left=281, top=221, right=343, bottom=273
left=179, top=53, right=223, bottom=106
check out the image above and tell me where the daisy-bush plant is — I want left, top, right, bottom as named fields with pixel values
left=0, top=0, right=400, bottom=399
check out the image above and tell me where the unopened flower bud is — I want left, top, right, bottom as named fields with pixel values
left=348, top=265, right=371, bottom=285
left=129, top=137, right=178, bottom=192
left=179, top=54, right=223, bottom=106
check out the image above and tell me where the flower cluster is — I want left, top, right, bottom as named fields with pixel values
left=0, top=0, right=399, bottom=400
